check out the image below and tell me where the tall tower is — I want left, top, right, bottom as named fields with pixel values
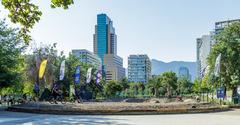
left=93, top=14, right=125, bottom=81
left=93, top=14, right=117, bottom=62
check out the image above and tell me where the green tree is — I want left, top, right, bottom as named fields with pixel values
left=126, top=82, right=137, bottom=97
left=25, top=43, right=62, bottom=89
left=136, top=82, right=145, bottom=97
left=120, top=77, right=129, bottom=90
left=103, top=81, right=123, bottom=98
left=200, top=75, right=211, bottom=94
left=161, top=71, right=178, bottom=97
left=0, top=19, right=26, bottom=89
left=64, top=53, right=98, bottom=97
left=192, top=78, right=201, bottom=94
left=1, top=0, right=74, bottom=43
left=177, top=77, right=192, bottom=95
left=208, top=22, right=240, bottom=97
left=147, top=76, right=162, bottom=97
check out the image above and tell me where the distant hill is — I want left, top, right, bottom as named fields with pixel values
left=151, top=59, right=197, bottom=81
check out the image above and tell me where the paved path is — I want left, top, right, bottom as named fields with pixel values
left=0, top=109, right=240, bottom=125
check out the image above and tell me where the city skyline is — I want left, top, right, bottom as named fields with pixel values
left=1, top=0, right=240, bottom=68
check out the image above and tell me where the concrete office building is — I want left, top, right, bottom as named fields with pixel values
left=128, top=55, right=151, bottom=83
left=196, top=19, right=240, bottom=79
left=72, top=49, right=101, bottom=69
left=104, top=54, right=125, bottom=81
left=215, top=19, right=240, bottom=34
left=196, top=35, right=213, bottom=78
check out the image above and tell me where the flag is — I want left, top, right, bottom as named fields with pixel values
left=214, top=53, right=221, bottom=76
left=74, top=65, right=81, bottom=84
left=39, top=60, right=48, bottom=79
left=96, top=70, right=102, bottom=85
left=201, top=67, right=206, bottom=78
left=86, top=68, right=92, bottom=84
left=59, top=60, right=65, bottom=80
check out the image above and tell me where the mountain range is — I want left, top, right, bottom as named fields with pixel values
left=151, top=59, right=197, bottom=81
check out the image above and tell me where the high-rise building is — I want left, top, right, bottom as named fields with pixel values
left=104, top=54, right=125, bottom=81
left=128, top=55, right=151, bottom=83
left=196, top=34, right=213, bottom=78
left=215, top=19, right=240, bottom=34
left=72, top=49, right=102, bottom=69
left=178, top=67, right=191, bottom=80
left=93, top=14, right=117, bottom=62
left=196, top=19, right=240, bottom=79
left=93, top=13, right=124, bottom=81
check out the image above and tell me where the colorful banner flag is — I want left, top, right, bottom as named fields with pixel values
left=214, top=53, right=221, bottom=76
left=74, top=65, right=81, bottom=84
left=59, top=60, right=65, bottom=80
left=86, top=68, right=92, bottom=84
left=39, top=60, right=48, bottom=79
left=96, top=70, right=102, bottom=85
left=217, top=87, right=225, bottom=99
left=201, top=67, right=206, bottom=78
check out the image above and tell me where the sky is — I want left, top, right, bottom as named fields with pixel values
left=1, top=0, right=240, bottom=68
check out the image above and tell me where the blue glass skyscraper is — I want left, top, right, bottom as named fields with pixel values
left=93, top=14, right=125, bottom=81
left=94, top=14, right=117, bottom=62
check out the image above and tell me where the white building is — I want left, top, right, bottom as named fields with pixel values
left=72, top=49, right=102, bottom=69
left=196, top=19, right=240, bottom=79
left=196, top=34, right=214, bottom=78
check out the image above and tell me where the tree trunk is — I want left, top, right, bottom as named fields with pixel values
left=167, top=85, right=171, bottom=98
left=154, top=88, right=158, bottom=97
left=232, top=86, right=238, bottom=104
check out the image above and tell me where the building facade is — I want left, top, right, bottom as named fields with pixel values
left=93, top=14, right=117, bottom=62
left=128, top=55, right=151, bottom=83
left=196, top=35, right=213, bottom=78
left=178, top=67, right=191, bottom=80
left=93, top=13, right=124, bottom=81
left=104, top=54, right=125, bottom=81
left=72, top=49, right=101, bottom=69
left=196, top=19, right=240, bottom=79
left=215, top=19, right=240, bottom=34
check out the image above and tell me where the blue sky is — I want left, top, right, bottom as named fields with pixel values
left=1, top=0, right=240, bottom=67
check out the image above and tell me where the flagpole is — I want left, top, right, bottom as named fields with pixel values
left=215, top=53, right=222, bottom=105
left=219, top=54, right=223, bottom=105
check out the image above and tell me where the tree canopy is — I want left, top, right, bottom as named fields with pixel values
left=1, top=0, right=74, bottom=44
left=161, top=72, right=178, bottom=97
left=208, top=22, right=240, bottom=91
left=0, top=19, right=26, bottom=88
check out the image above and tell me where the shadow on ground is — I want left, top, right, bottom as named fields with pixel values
left=0, top=111, right=132, bottom=125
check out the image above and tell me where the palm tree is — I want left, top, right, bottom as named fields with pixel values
left=161, top=72, right=178, bottom=98
left=147, top=76, right=162, bottom=97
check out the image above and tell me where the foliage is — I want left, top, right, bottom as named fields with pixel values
left=201, top=75, right=211, bottom=92
left=1, top=0, right=42, bottom=43
left=208, top=22, right=240, bottom=93
left=1, top=0, right=74, bottom=43
left=147, top=76, right=162, bottom=97
left=64, top=53, right=99, bottom=97
left=103, top=81, right=123, bottom=98
left=161, top=71, right=178, bottom=97
left=177, top=77, right=192, bottom=95
left=0, top=19, right=26, bottom=88
left=120, top=77, right=129, bottom=90
left=192, top=78, right=201, bottom=93
left=25, top=43, right=63, bottom=90
left=125, top=82, right=145, bottom=98
left=50, top=0, right=74, bottom=9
